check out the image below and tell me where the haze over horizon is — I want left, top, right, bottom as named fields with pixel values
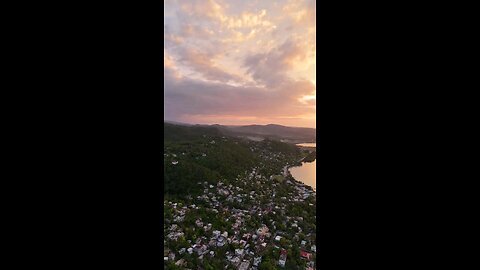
left=165, top=119, right=315, bottom=129
left=164, top=0, right=316, bottom=128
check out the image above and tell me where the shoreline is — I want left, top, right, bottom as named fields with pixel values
left=293, top=144, right=316, bottom=192
left=283, top=159, right=316, bottom=193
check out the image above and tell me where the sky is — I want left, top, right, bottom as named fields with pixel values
left=164, top=0, right=316, bottom=128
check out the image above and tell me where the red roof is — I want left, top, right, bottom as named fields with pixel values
left=281, top=249, right=288, bottom=255
left=300, top=250, right=312, bottom=259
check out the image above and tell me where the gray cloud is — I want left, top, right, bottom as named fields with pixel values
left=164, top=69, right=315, bottom=121
left=175, top=47, right=242, bottom=83
left=243, top=38, right=307, bottom=87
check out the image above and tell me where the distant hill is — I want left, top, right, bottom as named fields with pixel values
left=221, top=124, right=315, bottom=142
left=164, top=122, right=316, bottom=143
left=164, top=123, right=222, bottom=141
left=164, top=120, right=193, bottom=126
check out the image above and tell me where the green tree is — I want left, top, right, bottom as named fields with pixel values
left=259, top=259, right=276, bottom=270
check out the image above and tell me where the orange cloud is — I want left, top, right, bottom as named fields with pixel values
left=164, top=0, right=316, bottom=128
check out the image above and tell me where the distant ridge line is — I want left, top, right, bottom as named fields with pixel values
left=164, top=121, right=316, bottom=143
left=164, top=121, right=315, bottom=130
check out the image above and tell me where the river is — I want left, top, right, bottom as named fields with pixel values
left=289, top=143, right=316, bottom=191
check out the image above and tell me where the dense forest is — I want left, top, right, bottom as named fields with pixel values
left=302, top=151, right=316, bottom=163
left=164, top=123, right=302, bottom=199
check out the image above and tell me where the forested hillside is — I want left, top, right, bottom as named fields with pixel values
left=164, top=123, right=302, bottom=199
left=164, top=123, right=223, bottom=142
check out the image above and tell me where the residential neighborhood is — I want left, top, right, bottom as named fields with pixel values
left=164, top=142, right=316, bottom=269
left=164, top=125, right=316, bottom=269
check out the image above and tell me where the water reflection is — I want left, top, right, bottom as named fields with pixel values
left=289, top=159, right=316, bottom=191
left=296, top=143, right=316, bottom=148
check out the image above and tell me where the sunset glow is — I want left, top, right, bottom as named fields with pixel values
left=164, top=0, right=316, bottom=128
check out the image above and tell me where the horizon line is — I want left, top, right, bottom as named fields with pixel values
left=164, top=120, right=316, bottom=129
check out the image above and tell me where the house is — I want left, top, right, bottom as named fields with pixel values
left=300, top=250, right=313, bottom=260
left=275, top=235, right=282, bottom=241
left=175, top=259, right=185, bottom=266
left=216, top=236, right=226, bottom=247
left=311, top=245, right=316, bottom=252
left=195, top=245, right=208, bottom=256
left=256, top=225, right=269, bottom=236
left=253, top=256, right=262, bottom=266
left=230, top=256, right=241, bottom=266
left=235, top=249, right=244, bottom=256
left=208, top=239, right=216, bottom=247
left=238, top=261, right=250, bottom=270
left=278, top=249, right=287, bottom=267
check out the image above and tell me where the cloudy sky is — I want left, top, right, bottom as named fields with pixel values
left=164, top=0, right=316, bottom=128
